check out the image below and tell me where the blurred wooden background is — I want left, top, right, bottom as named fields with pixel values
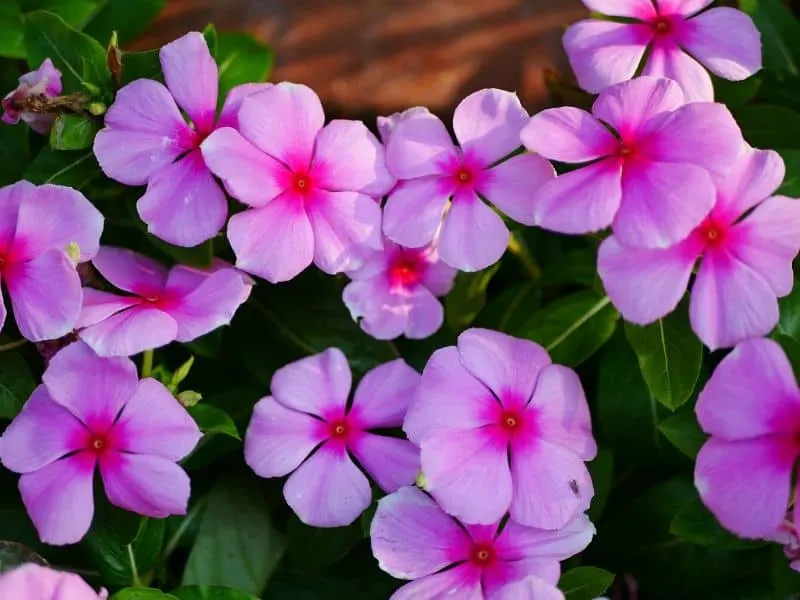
left=132, top=0, right=587, bottom=119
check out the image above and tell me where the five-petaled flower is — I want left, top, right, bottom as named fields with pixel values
left=2, top=59, right=62, bottom=134
left=0, top=564, right=107, bottom=600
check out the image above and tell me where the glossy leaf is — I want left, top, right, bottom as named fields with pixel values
left=475, top=281, right=541, bottom=333
left=670, top=498, right=767, bottom=550
left=24, top=147, right=102, bottom=188
left=112, top=589, right=178, bottom=600
left=657, top=410, right=706, bottom=460
left=286, top=516, right=363, bottom=570
left=50, top=113, right=100, bottom=150
left=188, top=405, right=240, bottom=441
left=740, top=0, right=800, bottom=74
left=735, top=104, right=800, bottom=149
left=778, top=280, right=800, bottom=340
left=19, top=0, right=103, bottom=29
left=216, top=33, right=274, bottom=102
left=777, top=149, right=800, bottom=196
left=559, top=566, right=615, bottom=600
left=445, top=263, right=500, bottom=331
left=587, top=450, right=613, bottom=521
left=84, top=0, right=166, bottom=46
left=0, top=1, right=25, bottom=59
left=172, top=587, right=258, bottom=600
left=0, top=350, right=36, bottom=420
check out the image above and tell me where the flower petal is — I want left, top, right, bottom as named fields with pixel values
left=591, top=76, right=685, bottom=138
left=0, top=180, right=32, bottom=248
left=656, top=0, right=713, bottom=15
left=712, top=148, right=785, bottom=222
left=406, top=287, right=446, bottom=339
left=496, top=513, right=596, bottom=562
left=92, top=246, right=168, bottom=296
left=351, top=359, right=420, bottom=428
left=478, top=154, right=555, bottom=226
left=216, top=82, right=273, bottom=130
left=390, top=566, right=483, bottom=600
left=521, top=107, right=617, bottom=164
left=383, top=177, right=453, bottom=249
left=79, top=306, right=178, bottom=357
left=439, top=189, right=509, bottom=271
left=583, top=0, right=657, bottom=19
left=272, top=347, right=351, bottom=418
left=350, top=433, right=420, bottom=492
left=492, top=576, right=566, bottom=600
left=160, top=32, right=218, bottom=133
left=343, top=278, right=410, bottom=341
left=641, top=40, right=713, bottom=102
left=0, top=564, right=100, bottom=600
left=386, top=111, right=458, bottom=179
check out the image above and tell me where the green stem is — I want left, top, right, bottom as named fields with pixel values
left=141, top=349, right=154, bottom=378
left=126, top=544, right=141, bottom=587
left=507, top=232, right=542, bottom=280
left=0, top=339, right=27, bottom=352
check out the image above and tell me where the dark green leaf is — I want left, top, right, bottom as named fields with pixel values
left=188, top=404, right=240, bottom=440
left=756, top=70, right=800, bottom=111
left=20, top=0, right=104, bottom=29
left=476, top=282, right=541, bottom=333
left=120, top=49, right=162, bottom=85
left=84, top=0, right=165, bottom=46
left=0, top=73, right=32, bottom=186
left=670, top=498, right=767, bottom=550
left=24, top=147, right=101, bottom=188
left=216, top=33, right=274, bottom=101
left=147, top=237, right=214, bottom=269
left=587, top=450, right=613, bottom=521
left=0, top=1, right=25, bottom=58
left=772, top=545, right=800, bottom=597
left=559, top=566, right=615, bottom=600
left=445, top=263, right=499, bottom=331
left=740, top=0, right=800, bottom=74
left=112, top=589, right=178, bottom=600
left=774, top=332, right=800, bottom=373
left=0, top=541, right=46, bottom=573
left=172, top=587, right=258, bottom=600
left=49, top=113, right=100, bottom=150
left=779, top=276, right=800, bottom=340
left=203, top=24, right=218, bottom=58
left=286, top=516, right=363, bottom=570
left=777, top=148, right=800, bottom=196
left=657, top=409, right=706, bottom=459
left=0, top=350, right=36, bottom=420
left=714, top=75, right=762, bottom=109
left=735, top=104, right=800, bottom=149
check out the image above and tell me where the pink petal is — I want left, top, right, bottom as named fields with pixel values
left=696, top=338, right=800, bottom=439
left=591, top=76, right=684, bottom=138
left=391, top=565, right=482, bottom=600
left=284, top=443, right=372, bottom=527
left=0, top=287, right=5, bottom=336
left=79, top=306, right=178, bottom=357
left=200, top=127, right=287, bottom=207
left=690, top=249, right=778, bottom=350
left=313, top=120, right=395, bottom=196
left=533, top=159, right=622, bottom=234
left=227, top=193, right=314, bottom=283
left=138, top=151, right=227, bottom=248
left=422, top=427, right=513, bottom=525
left=383, top=177, right=453, bottom=249
left=478, top=154, right=555, bottom=226
left=521, top=107, right=617, bottom=163
left=496, top=513, right=596, bottom=563
left=271, top=348, right=351, bottom=418
left=695, top=437, right=796, bottom=538
left=491, top=576, right=566, bottom=600
left=350, top=433, right=420, bottom=492
left=641, top=40, right=713, bottom=102
left=371, top=486, right=471, bottom=579
left=712, top=148, right=785, bottom=223
left=403, top=347, right=499, bottom=445
left=385, top=111, right=458, bottom=179
left=245, top=397, right=326, bottom=477
left=94, top=79, right=195, bottom=186
left=160, top=32, right=218, bottom=134
left=19, top=452, right=96, bottom=545
left=0, top=181, right=32, bottom=248
left=509, top=439, right=594, bottom=529
left=113, top=378, right=201, bottom=461
left=0, top=385, right=85, bottom=473
left=452, top=88, right=529, bottom=166
left=583, top=0, right=657, bottom=19
left=439, top=189, right=509, bottom=271
left=421, top=255, right=457, bottom=296
left=562, top=21, right=651, bottom=95
left=406, top=287, right=446, bottom=339
left=343, top=278, right=410, bottom=340
left=0, top=564, right=101, bottom=600
left=217, top=82, right=273, bottom=130
left=377, top=106, right=433, bottom=144
left=597, top=235, right=697, bottom=324
left=238, top=82, right=324, bottom=172
left=92, top=246, right=168, bottom=296
left=307, top=190, right=382, bottom=274
left=351, top=358, right=420, bottom=428
left=100, top=451, right=191, bottom=517
left=656, top=0, right=713, bottom=15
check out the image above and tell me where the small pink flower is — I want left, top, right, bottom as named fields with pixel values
left=245, top=350, right=420, bottom=527
left=0, top=181, right=103, bottom=342
left=0, top=341, right=201, bottom=545
left=404, top=328, right=597, bottom=529
left=2, top=59, right=62, bottom=134
left=382, top=89, right=555, bottom=272
left=564, top=0, right=761, bottom=101
left=694, top=338, right=800, bottom=540
left=370, top=486, right=594, bottom=600
left=598, top=147, right=800, bottom=349
left=521, top=77, right=745, bottom=248
left=343, top=238, right=456, bottom=340
left=93, top=32, right=271, bottom=247
left=77, top=246, right=253, bottom=357
left=201, top=82, right=395, bottom=283
left=0, top=564, right=106, bottom=600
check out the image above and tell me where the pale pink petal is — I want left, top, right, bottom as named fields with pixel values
left=200, top=127, right=287, bottom=207
left=307, top=190, right=382, bottom=274
left=641, top=40, right=713, bottom=102
left=284, top=443, right=372, bottom=527
left=598, top=235, right=698, bottom=324
left=0, top=564, right=101, bottom=600
left=238, top=82, right=324, bottom=171
left=160, top=32, right=218, bottom=134
left=94, top=79, right=195, bottom=185
left=383, top=177, right=453, bottom=249
left=391, top=566, right=482, bottom=600
left=421, top=256, right=457, bottom=296
left=439, top=189, right=509, bottom=271
left=0, top=180, right=32, bottom=247
left=476, top=154, right=555, bottom=226
left=78, top=289, right=145, bottom=339
left=272, top=347, right=351, bottom=418
left=562, top=21, right=651, bottom=95
left=583, top=0, right=657, bottom=19
left=521, top=107, right=616, bottom=163
left=452, top=89, right=529, bottom=165
left=313, top=120, right=395, bottom=196
left=712, top=148, right=784, bottom=222
left=217, top=82, right=273, bottom=129
left=496, top=513, right=596, bottom=562
left=377, top=107, right=433, bottom=144
left=350, top=433, right=420, bottom=492
left=228, top=193, right=314, bottom=283
left=0, top=287, right=5, bottom=335
left=533, top=159, right=622, bottom=234
left=343, top=278, right=410, bottom=341
left=690, top=249, right=778, bottom=350
left=406, top=287, right=446, bottom=339
left=245, top=397, right=327, bottom=477
left=351, top=359, right=420, bottom=428
left=422, top=428, right=513, bottom=524
left=113, top=378, right=201, bottom=461
left=92, top=246, right=168, bottom=296
left=138, top=151, right=227, bottom=248
left=19, top=452, right=96, bottom=545
left=591, top=76, right=684, bottom=138
left=371, top=486, right=471, bottom=579
left=100, top=451, right=190, bottom=517
left=695, top=437, right=796, bottom=538
left=0, top=385, right=85, bottom=473
left=385, top=111, right=458, bottom=179
left=79, top=306, right=178, bottom=357
left=491, top=576, right=566, bottom=600
left=656, top=0, right=713, bottom=15
left=679, top=7, right=762, bottom=80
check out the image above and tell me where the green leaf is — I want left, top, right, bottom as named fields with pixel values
left=20, top=0, right=104, bottom=29
left=286, top=516, right=363, bottom=570
left=25, top=11, right=110, bottom=95
left=120, top=49, right=162, bottom=85
left=183, top=475, right=285, bottom=595
left=203, top=24, right=218, bottom=58
left=187, top=404, right=240, bottom=440
left=778, top=275, right=800, bottom=339
left=777, top=148, right=800, bottom=196
left=670, top=498, right=767, bottom=550
left=0, top=62, right=31, bottom=186
left=84, top=0, right=165, bottom=46
left=517, top=291, right=618, bottom=367
left=172, top=587, right=258, bottom=600
left=445, top=263, right=500, bottom=331
left=624, top=298, right=702, bottom=411
left=216, top=33, right=274, bottom=102
left=714, top=75, right=762, bottom=109
left=0, top=350, right=36, bottom=420
left=559, top=566, right=615, bottom=600
left=0, top=541, right=46, bottom=573
left=171, top=355, right=195, bottom=388
left=476, top=282, right=541, bottom=333
left=740, top=0, right=800, bottom=74
left=49, top=113, right=100, bottom=150
left=147, top=237, right=214, bottom=269
left=0, top=1, right=25, bottom=58
left=24, top=146, right=101, bottom=188
left=774, top=332, right=800, bottom=373
left=772, top=545, right=800, bottom=597
left=112, top=589, right=178, bottom=600
left=587, top=450, right=613, bottom=521
left=657, top=409, right=706, bottom=459
left=735, top=104, right=800, bottom=149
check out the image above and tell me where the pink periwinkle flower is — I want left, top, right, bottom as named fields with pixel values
left=0, top=181, right=103, bottom=342
left=598, top=147, right=800, bottom=350
left=2, top=59, right=62, bottom=134
left=0, top=564, right=107, bottom=600
left=564, top=0, right=761, bottom=101
left=521, top=76, right=744, bottom=248
left=694, top=338, right=800, bottom=542
left=404, top=328, right=597, bottom=529
left=370, top=486, right=594, bottom=600
left=93, top=32, right=270, bottom=247
left=76, top=246, right=253, bottom=357
left=201, top=82, right=395, bottom=283
left=343, top=238, right=457, bottom=340
left=382, top=89, right=556, bottom=272
left=0, top=341, right=202, bottom=545
left=245, top=350, right=420, bottom=527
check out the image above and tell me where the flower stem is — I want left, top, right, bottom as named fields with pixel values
left=0, top=339, right=27, bottom=352
left=141, top=349, right=154, bottom=378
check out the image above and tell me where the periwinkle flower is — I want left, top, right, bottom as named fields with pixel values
left=2, top=59, right=62, bottom=134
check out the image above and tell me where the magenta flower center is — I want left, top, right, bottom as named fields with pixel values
left=85, top=430, right=113, bottom=456
left=469, top=542, right=497, bottom=567
left=650, top=16, right=673, bottom=35
left=388, top=251, right=426, bottom=290
left=455, top=167, right=474, bottom=186
left=292, top=172, right=314, bottom=196
left=616, top=140, right=638, bottom=160
left=697, top=218, right=727, bottom=248
left=327, top=417, right=355, bottom=443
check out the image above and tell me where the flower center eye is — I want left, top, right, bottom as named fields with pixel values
left=455, top=167, right=474, bottom=186
left=505, top=416, right=517, bottom=428
left=144, top=295, right=160, bottom=303
left=293, top=173, right=313, bottom=194
left=470, top=543, right=495, bottom=566
left=698, top=218, right=726, bottom=247
left=329, top=420, right=349, bottom=439
left=652, top=17, right=672, bottom=34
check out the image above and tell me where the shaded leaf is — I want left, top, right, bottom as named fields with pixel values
left=112, top=589, right=178, bottom=600
left=0, top=1, right=25, bottom=58
left=24, top=146, right=101, bottom=188
left=740, top=0, right=800, bottom=74
left=286, top=516, right=363, bottom=570
left=172, top=587, right=258, bottom=600
left=670, top=498, right=767, bottom=550
left=559, top=566, right=615, bottom=600
left=0, top=541, right=47, bottom=573
left=20, top=0, right=103, bottom=29
left=0, top=350, right=36, bottom=420
left=50, top=113, right=100, bottom=150
left=657, top=409, right=706, bottom=460
left=587, top=450, right=613, bottom=521
left=216, top=33, right=274, bottom=102
left=188, top=404, right=240, bottom=441
left=445, top=263, right=500, bottom=331
left=735, top=104, right=800, bottom=149
left=777, top=148, right=800, bottom=196
left=476, top=281, right=541, bottom=333
left=84, top=0, right=165, bottom=46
